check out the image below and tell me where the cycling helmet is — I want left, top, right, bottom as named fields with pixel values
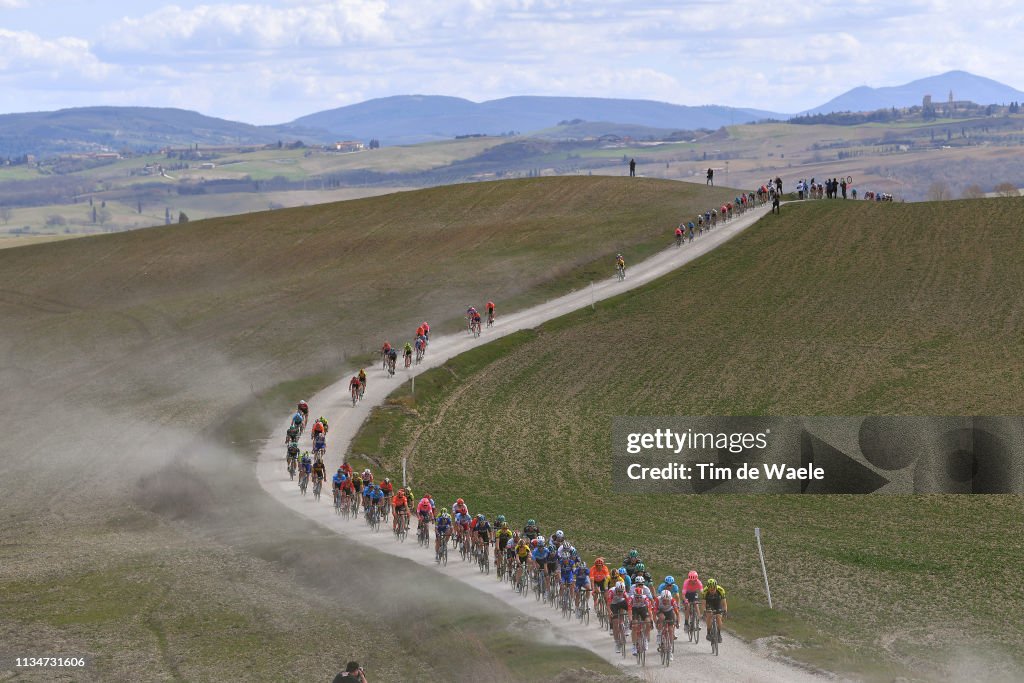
left=554, top=530, right=564, bottom=539
left=629, top=549, right=639, bottom=559
left=636, top=562, right=646, bottom=572
left=537, top=535, right=545, bottom=545
left=477, top=514, right=486, bottom=521
left=298, top=400, right=308, bottom=408
left=456, top=498, right=464, bottom=505
left=617, top=567, right=627, bottom=576
left=595, top=557, right=605, bottom=566
left=383, top=478, right=390, bottom=484
left=439, top=510, right=450, bottom=518
left=664, top=575, right=675, bottom=585
left=707, top=578, right=717, bottom=587
left=688, top=570, right=698, bottom=580
left=569, top=546, right=577, bottom=557
left=614, top=583, right=625, bottom=593
left=635, top=576, right=646, bottom=585
left=617, top=253, right=622, bottom=258
left=527, top=519, right=536, bottom=526
left=661, top=590, right=672, bottom=601
left=531, top=539, right=539, bottom=548
left=500, top=522, right=509, bottom=529
left=292, top=413, right=303, bottom=424
left=496, top=515, right=506, bottom=524
left=337, top=467, right=343, bottom=473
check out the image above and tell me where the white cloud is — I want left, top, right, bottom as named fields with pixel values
left=0, top=29, right=110, bottom=80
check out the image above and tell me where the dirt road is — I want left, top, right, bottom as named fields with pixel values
left=256, top=204, right=830, bottom=681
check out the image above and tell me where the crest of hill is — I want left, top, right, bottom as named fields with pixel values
left=804, top=70, right=1024, bottom=114
left=287, top=95, right=783, bottom=145
left=0, top=106, right=330, bottom=157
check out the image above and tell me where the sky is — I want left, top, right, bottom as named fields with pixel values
left=1, top=0, right=1023, bottom=124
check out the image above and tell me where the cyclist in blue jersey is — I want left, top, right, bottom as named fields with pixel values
left=658, top=575, right=680, bottom=598
left=435, top=509, right=453, bottom=555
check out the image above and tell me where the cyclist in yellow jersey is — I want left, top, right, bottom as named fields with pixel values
left=358, top=368, right=367, bottom=396
left=702, top=579, right=728, bottom=643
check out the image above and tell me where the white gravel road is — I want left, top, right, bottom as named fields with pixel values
left=256, top=204, right=831, bottom=682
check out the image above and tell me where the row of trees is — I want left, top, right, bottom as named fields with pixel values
left=928, top=181, right=1021, bottom=200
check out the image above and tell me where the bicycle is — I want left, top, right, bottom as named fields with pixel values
left=298, top=470, right=309, bottom=495
left=417, top=518, right=431, bottom=547
left=394, top=512, right=408, bottom=542
left=686, top=598, right=701, bottom=643
left=612, top=611, right=628, bottom=657
left=351, top=386, right=359, bottom=407
left=595, top=591, right=608, bottom=630
left=415, top=345, right=424, bottom=364
left=436, top=534, right=449, bottom=565
left=707, top=608, right=724, bottom=656
left=577, top=589, right=591, bottom=625
left=478, top=545, right=490, bottom=575
left=658, top=617, right=676, bottom=666
left=616, top=264, right=626, bottom=282
left=471, top=320, right=481, bottom=338
left=312, top=476, right=323, bottom=501
left=286, top=456, right=296, bottom=480
left=635, top=628, right=648, bottom=667
left=486, top=312, right=494, bottom=328
left=387, top=356, right=396, bottom=377
left=675, top=233, right=682, bottom=248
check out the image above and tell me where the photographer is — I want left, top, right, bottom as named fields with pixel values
left=332, top=660, right=367, bottom=683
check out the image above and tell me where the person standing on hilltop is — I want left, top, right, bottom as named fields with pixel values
left=706, top=167, right=714, bottom=185
left=629, top=158, right=636, bottom=177
left=841, top=177, right=848, bottom=199
left=775, top=176, right=783, bottom=194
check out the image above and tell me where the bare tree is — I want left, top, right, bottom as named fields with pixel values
left=927, top=182, right=952, bottom=201
left=961, top=184, right=986, bottom=199
left=0, top=205, right=11, bottom=225
left=994, top=182, right=1021, bottom=197
left=96, top=207, right=112, bottom=227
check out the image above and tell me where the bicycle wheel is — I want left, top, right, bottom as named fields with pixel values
left=711, top=622, right=719, bottom=656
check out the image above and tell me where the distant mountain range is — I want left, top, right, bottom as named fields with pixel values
left=803, top=71, right=1024, bottom=115
left=287, top=95, right=782, bottom=144
left=3, top=71, right=1024, bottom=157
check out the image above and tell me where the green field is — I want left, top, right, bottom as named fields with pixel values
left=0, top=177, right=726, bottom=681
left=351, top=197, right=1024, bottom=680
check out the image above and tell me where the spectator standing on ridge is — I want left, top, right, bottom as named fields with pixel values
left=841, top=177, right=848, bottom=199
left=332, top=661, right=368, bottom=683
left=772, top=187, right=781, bottom=215
left=775, top=176, right=783, bottom=194
left=707, top=167, right=714, bottom=185
left=629, top=158, right=636, bottom=177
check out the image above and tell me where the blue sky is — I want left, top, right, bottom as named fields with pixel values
left=2, top=0, right=1022, bottom=124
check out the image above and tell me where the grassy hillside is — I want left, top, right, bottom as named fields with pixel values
left=0, top=177, right=726, bottom=681
left=351, top=197, right=1024, bottom=680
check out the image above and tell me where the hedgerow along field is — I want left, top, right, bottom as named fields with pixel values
left=1, top=177, right=729, bottom=681
left=350, top=197, right=1024, bottom=681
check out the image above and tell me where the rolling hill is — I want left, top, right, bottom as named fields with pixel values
left=0, top=106, right=331, bottom=157
left=287, top=94, right=784, bottom=144
left=2, top=177, right=736, bottom=681
left=805, top=70, right=1024, bottom=114
left=351, top=197, right=1024, bottom=680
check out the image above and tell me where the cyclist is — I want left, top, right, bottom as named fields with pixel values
left=473, top=514, right=492, bottom=558
left=452, top=498, right=469, bottom=519
left=572, top=554, right=591, bottom=610
left=332, top=468, right=347, bottom=504
left=558, top=544, right=575, bottom=596
left=702, top=578, right=728, bottom=644
left=633, top=575, right=653, bottom=600
left=614, top=566, right=632, bottom=591
left=622, top=549, right=642, bottom=577
left=316, top=415, right=329, bottom=434
left=551, top=529, right=566, bottom=552
left=687, top=221, right=695, bottom=241
left=381, top=340, right=392, bottom=363
left=367, top=483, right=385, bottom=517
left=291, top=410, right=304, bottom=429
left=696, top=213, right=704, bottom=234
left=615, top=253, right=625, bottom=276
left=416, top=494, right=435, bottom=533
left=387, top=346, right=398, bottom=373
left=349, top=375, right=361, bottom=403
left=589, top=557, right=612, bottom=608
left=403, top=342, right=413, bottom=368
left=522, top=518, right=540, bottom=541
left=681, top=570, right=703, bottom=632
left=414, top=335, right=425, bottom=361
left=311, top=457, right=326, bottom=488
left=454, top=510, right=472, bottom=549
left=513, top=537, right=530, bottom=583
left=655, top=590, right=681, bottom=660
left=495, top=519, right=513, bottom=574
left=358, top=368, right=367, bottom=397
left=360, top=468, right=373, bottom=490
left=391, top=487, right=409, bottom=532
left=434, top=508, right=452, bottom=549
left=285, top=421, right=300, bottom=444
left=310, top=417, right=326, bottom=440
left=631, top=582, right=654, bottom=656
left=379, top=477, right=393, bottom=508
left=675, top=224, right=683, bottom=246
left=607, top=583, right=631, bottom=653
left=633, top=562, right=654, bottom=587
left=471, top=309, right=482, bottom=334
left=297, top=400, right=309, bottom=422
left=421, top=321, right=430, bottom=341
left=285, top=440, right=299, bottom=473
left=416, top=324, right=425, bottom=340
left=486, top=300, right=495, bottom=325
left=299, top=450, right=312, bottom=478
left=657, top=575, right=680, bottom=598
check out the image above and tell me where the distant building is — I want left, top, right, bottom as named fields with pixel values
left=199, top=162, right=216, bottom=169
left=332, top=141, right=365, bottom=152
